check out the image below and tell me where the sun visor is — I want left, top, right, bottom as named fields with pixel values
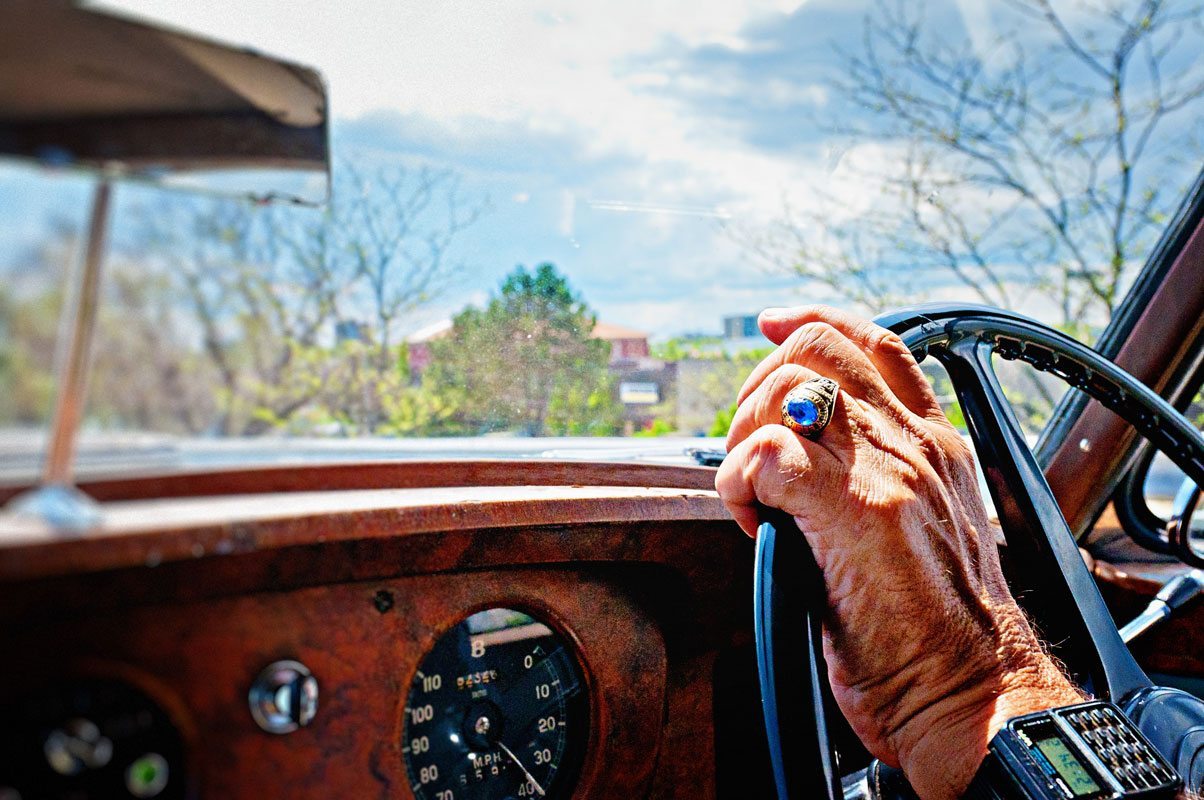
left=0, top=1, right=329, bottom=203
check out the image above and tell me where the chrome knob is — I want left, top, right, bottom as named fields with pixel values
left=248, top=660, right=318, bottom=734
left=43, top=718, right=113, bottom=776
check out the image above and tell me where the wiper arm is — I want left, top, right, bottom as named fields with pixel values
left=686, top=447, right=726, bottom=467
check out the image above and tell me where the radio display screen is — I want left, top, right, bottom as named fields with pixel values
left=1033, top=736, right=1101, bottom=797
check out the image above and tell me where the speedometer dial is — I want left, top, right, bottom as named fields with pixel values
left=402, top=607, right=588, bottom=799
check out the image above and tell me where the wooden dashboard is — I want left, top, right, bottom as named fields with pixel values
left=0, top=460, right=1200, bottom=799
left=0, top=461, right=776, bottom=799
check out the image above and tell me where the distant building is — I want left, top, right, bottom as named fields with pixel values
left=723, top=314, right=760, bottom=339
left=405, top=319, right=454, bottom=377
left=720, top=313, right=771, bottom=354
left=587, top=323, right=674, bottom=431
left=335, top=319, right=369, bottom=344
left=405, top=318, right=653, bottom=374
left=592, top=321, right=651, bottom=364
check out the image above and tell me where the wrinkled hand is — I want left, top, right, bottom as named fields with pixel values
left=716, top=306, right=1081, bottom=800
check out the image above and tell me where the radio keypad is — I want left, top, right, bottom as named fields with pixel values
left=1062, top=706, right=1178, bottom=792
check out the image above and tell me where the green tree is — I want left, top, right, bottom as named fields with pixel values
left=424, top=263, right=622, bottom=435
left=132, top=161, right=483, bottom=435
left=709, top=402, right=738, bottom=437
left=0, top=279, right=59, bottom=426
left=0, top=221, right=75, bottom=428
left=0, top=220, right=212, bottom=434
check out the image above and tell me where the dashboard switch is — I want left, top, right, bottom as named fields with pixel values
left=248, top=660, right=318, bottom=734
left=43, top=718, right=113, bottom=775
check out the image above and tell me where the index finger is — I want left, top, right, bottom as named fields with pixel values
left=757, top=305, right=943, bottom=421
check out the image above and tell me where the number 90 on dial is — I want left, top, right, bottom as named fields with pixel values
left=402, top=607, right=588, bottom=800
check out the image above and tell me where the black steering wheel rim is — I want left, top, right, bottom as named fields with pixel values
left=878, top=302, right=1204, bottom=698
left=878, top=303, right=1204, bottom=494
left=755, top=302, right=1204, bottom=800
left=880, top=303, right=1204, bottom=566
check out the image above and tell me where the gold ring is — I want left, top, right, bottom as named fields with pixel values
left=781, top=377, right=839, bottom=439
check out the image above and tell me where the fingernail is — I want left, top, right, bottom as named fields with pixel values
left=760, top=307, right=787, bottom=319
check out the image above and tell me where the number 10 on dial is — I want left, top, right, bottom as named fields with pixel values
left=402, top=607, right=588, bottom=800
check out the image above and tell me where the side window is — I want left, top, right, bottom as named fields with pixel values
left=1100, top=387, right=1204, bottom=566
left=1140, top=388, right=1204, bottom=531
left=924, top=348, right=1203, bottom=570
left=1144, top=452, right=1203, bottom=525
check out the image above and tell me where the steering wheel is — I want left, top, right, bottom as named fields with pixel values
left=754, top=303, right=1204, bottom=799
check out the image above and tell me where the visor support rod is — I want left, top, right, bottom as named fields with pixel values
left=5, top=180, right=112, bottom=530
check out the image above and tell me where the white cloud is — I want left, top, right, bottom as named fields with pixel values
left=94, top=1, right=805, bottom=121
left=95, top=0, right=819, bottom=220
left=950, top=0, right=998, bottom=65
left=90, top=0, right=1092, bottom=336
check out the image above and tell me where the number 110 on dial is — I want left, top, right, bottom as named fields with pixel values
left=402, top=607, right=588, bottom=800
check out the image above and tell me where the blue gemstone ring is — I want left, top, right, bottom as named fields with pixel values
left=781, top=377, right=839, bottom=439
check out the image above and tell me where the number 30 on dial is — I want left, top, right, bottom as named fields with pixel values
left=402, top=607, right=588, bottom=800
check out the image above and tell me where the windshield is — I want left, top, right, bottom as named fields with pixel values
left=2, top=0, right=1202, bottom=479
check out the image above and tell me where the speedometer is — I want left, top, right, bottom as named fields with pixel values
left=402, top=607, right=588, bottom=799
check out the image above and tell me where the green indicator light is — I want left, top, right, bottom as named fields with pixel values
left=125, top=753, right=169, bottom=798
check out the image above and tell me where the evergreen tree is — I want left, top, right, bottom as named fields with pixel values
left=425, top=263, right=622, bottom=435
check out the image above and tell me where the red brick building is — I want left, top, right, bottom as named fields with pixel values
left=405, top=319, right=651, bottom=376
left=590, top=321, right=650, bottom=364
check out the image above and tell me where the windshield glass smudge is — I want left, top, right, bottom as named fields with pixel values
left=2, top=0, right=1202, bottom=480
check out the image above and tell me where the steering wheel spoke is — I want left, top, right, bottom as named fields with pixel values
left=756, top=303, right=1204, bottom=799
left=935, top=328, right=1149, bottom=701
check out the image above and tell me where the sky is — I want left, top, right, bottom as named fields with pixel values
left=70, top=0, right=910, bottom=338
left=2, top=0, right=1194, bottom=338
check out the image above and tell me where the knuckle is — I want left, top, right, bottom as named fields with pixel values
left=909, top=422, right=977, bottom=482
left=787, top=321, right=840, bottom=361
left=943, top=432, right=977, bottom=471
left=731, top=366, right=809, bottom=450
left=762, top=364, right=803, bottom=408
left=744, top=427, right=809, bottom=506
left=903, top=418, right=942, bottom=452
left=733, top=384, right=779, bottom=435
left=746, top=427, right=787, bottom=473
left=745, top=430, right=783, bottom=480
left=863, top=323, right=915, bottom=363
left=924, top=420, right=972, bottom=459
left=875, top=327, right=912, bottom=357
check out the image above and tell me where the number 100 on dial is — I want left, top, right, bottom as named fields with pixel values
left=402, top=607, right=588, bottom=800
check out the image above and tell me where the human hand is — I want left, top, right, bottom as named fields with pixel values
left=716, top=305, right=1082, bottom=800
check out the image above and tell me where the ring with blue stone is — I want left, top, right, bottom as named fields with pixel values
left=781, top=377, right=839, bottom=439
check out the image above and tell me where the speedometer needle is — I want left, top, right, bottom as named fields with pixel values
left=497, top=740, right=546, bottom=797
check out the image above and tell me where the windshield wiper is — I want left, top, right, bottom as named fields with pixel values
left=686, top=447, right=726, bottom=467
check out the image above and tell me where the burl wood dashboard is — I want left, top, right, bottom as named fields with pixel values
left=0, top=462, right=777, bottom=799
left=0, top=461, right=1198, bottom=800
